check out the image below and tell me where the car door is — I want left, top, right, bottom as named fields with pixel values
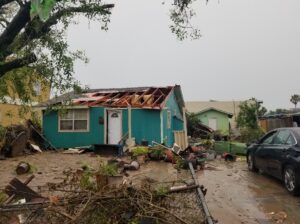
left=267, top=130, right=296, bottom=179
left=254, top=131, right=278, bottom=171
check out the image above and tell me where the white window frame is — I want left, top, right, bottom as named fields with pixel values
left=58, top=109, right=90, bottom=132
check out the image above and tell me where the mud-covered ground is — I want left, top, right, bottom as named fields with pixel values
left=200, top=157, right=300, bottom=224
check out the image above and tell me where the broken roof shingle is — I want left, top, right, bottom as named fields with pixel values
left=37, top=86, right=182, bottom=109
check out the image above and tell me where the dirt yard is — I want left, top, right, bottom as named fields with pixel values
left=0, top=151, right=205, bottom=224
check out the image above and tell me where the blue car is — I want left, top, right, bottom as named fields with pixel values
left=247, top=128, right=300, bottom=195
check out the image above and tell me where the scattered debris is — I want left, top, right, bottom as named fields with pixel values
left=62, top=148, right=85, bottom=154
left=0, top=121, right=56, bottom=159
left=4, top=176, right=44, bottom=202
left=15, top=162, right=31, bottom=175
left=0, top=161, right=206, bottom=224
left=10, top=131, right=27, bottom=157
left=124, top=161, right=140, bottom=170
left=223, top=152, right=237, bottom=162
left=30, top=144, right=42, bottom=153
left=169, top=184, right=199, bottom=193
left=3, top=175, right=35, bottom=205
left=267, top=211, right=288, bottom=223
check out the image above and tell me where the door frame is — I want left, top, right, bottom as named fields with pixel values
left=104, top=108, right=123, bottom=144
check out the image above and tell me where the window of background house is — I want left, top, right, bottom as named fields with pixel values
left=33, top=81, right=41, bottom=96
left=59, top=109, right=89, bottom=132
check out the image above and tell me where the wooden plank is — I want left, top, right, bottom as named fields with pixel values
left=5, top=178, right=42, bottom=202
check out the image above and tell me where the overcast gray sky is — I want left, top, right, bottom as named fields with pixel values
left=67, top=0, right=300, bottom=110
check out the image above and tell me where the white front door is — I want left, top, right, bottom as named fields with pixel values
left=208, top=118, right=217, bottom=131
left=107, top=110, right=122, bottom=144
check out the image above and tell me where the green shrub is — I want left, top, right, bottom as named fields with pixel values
left=132, top=147, right=148, bottom=157
left=99, top=162, right=118, bottom=176
left=239, top=127, right=265, bottom=144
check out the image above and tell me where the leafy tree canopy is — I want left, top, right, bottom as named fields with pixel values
left=0, top=0, right=200, bottom=103
left=236, top=98, right=267, bottom=129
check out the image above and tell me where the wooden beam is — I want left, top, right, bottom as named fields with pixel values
left=141, top=88, right=160, bottom=106
left=110, top=92, right=130, bottom=106
left=151, top=95, right=164, bottom=108
left=88, top=92, right=114, bottom=106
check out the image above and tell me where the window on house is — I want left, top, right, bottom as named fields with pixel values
left=167, top=110, right=171, bottom=129
left=33, top=81, right=41, bottom=96
left=59, top=109, right=89, bottom=132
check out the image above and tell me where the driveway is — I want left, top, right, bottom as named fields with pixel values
left=199, top=158, right=299, bottom=224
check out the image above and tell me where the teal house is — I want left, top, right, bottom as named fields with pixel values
left=195, top=108, right=233, bottom=136
left=39, top=86, right=186, bottom=149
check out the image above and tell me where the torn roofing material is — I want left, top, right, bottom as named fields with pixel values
left=37, top=85, right=184, bottom=110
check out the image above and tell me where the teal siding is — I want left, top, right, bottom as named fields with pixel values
left=162, top=91, right=184, bottom=147
left=43, top=107, right=105, bottom=148
left=173, top=117, right=184, bottom=130
left=42, top=91, right=184, bottom=148
left=122, top=109, right=128, bottom=136
left=131, top=109, right=161, bottom=145
left=162, top=109, right=172, bottom=146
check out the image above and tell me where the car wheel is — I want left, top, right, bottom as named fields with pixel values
left=247, top=153, right=258, bottom=172
left=284, top=165, right=299, bottom=196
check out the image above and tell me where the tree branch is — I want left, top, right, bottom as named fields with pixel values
left=13, top=3, right=114, bottom=53
left=0, top=53, right=37, bottom=78
left=0, top=0, right=15, bottom=9
left=0, top=2, right=30, bottom=59
left=0, top=2, right=114, bottom=75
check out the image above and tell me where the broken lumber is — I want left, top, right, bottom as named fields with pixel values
left=4, top=176, right=43, bottom=202
left=30, top=125, right=57, bottom=151
left=169, top=184, right=199, bottom=193
left=10, top=131, right=27, bottom=157
left=4, top=175, right=35, bottom=204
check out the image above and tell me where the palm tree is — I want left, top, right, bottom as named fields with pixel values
left=290, top=94, right=300, bottom=108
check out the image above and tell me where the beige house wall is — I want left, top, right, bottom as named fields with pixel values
left=0, top=74, right=50, bottom=127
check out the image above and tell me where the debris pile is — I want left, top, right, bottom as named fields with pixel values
left=0, top=160, right=205, bottom=224
left=128, top=141, right=218, bottom=170
left=0, top=120, right=55, bottom=159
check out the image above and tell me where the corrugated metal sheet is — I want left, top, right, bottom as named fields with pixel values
left=174, top=131, right=188, bottom=149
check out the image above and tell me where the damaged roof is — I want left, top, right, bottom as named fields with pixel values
left=38, top=85, right=184, bottom=110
